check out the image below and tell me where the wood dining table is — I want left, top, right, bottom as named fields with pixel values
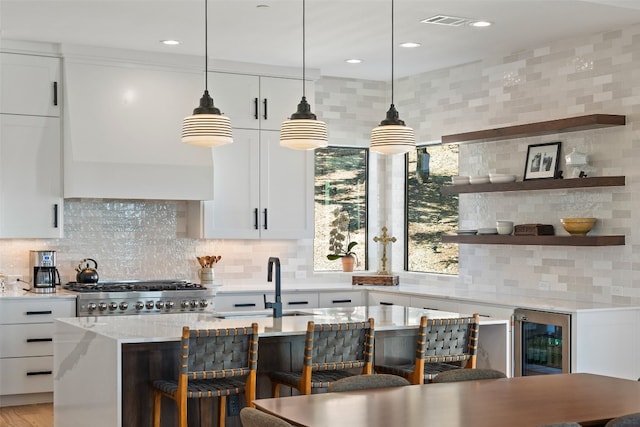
left=253, top=373, right=640, bottom=427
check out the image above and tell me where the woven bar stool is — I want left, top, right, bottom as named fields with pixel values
left=376, top=314, right=479, bottom=384
left=269, top=318, right=375, bottom=396
left=151, top=323, right=259, bottom=427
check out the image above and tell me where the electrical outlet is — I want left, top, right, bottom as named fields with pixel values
left=538, top=281, right=550, bottom=291
left=227, top=394, right=241, bottom=416
left=7, top=275, right=23, bottom=285
left=611, top=285, right=623, bottom=296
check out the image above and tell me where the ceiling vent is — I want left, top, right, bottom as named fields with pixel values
left=420, top=15, right=472, bottom=26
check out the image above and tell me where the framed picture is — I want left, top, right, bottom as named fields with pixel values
left=523, top=141, right=562, bottom=180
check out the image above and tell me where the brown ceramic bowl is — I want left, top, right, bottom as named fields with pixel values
left=560, top=218, right=596, bottom=235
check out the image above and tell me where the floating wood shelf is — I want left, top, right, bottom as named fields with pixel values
left=441, top=114, right=626, bottom=145
left=441, top=176, right=625, bottom=195
left=441, top=234, right=625, bottom=246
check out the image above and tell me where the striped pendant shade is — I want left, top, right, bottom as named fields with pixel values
left=182, top=113, right=232, bottom=147
left=280, top=118, right=328, bottom=150
left=370, top=123, right=415, bottom=155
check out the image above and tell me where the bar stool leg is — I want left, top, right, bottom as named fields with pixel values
left=218, top=395, right=227, bottom=427
left=153, top=391, right=162, bottom=427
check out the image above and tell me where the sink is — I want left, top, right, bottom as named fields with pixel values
left=214, top=310, right=314, bottom=319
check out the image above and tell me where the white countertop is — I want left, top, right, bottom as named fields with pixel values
left=0, top=287, right=76, bottom=300
left=54, top=305, right=507, bottom=343
left=215, top=282, right=636, bottom=313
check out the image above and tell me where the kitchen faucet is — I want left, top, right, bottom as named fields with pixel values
left=265, top=257, right=282, bottom=318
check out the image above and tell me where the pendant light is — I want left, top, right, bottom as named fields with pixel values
left=370, top=0, right=415, bottom=155
left=280, top=0, right=328, bottom=150
left=182, top=0, right=232, bottom=147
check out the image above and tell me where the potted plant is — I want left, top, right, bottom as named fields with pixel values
left=326, top=208, right=358, bottom=272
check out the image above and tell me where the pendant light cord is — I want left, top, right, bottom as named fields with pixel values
left=302, top=0, right=307, bottom=98
left=391, top=0, right=394, bottom=105
left=204, top=0, right=209, bottom=91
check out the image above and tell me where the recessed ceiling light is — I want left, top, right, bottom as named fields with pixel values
left=161, top=40, right=180, bottom=45
left=470, top=20, right=492, bottom=28
left=345, top=59, right=362, bottom=64
left=400, top=42, right=421, bottom=48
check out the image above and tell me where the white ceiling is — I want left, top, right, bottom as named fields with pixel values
left=2, top=0, right=640, bottom=81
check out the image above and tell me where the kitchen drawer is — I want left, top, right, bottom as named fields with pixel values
left=214, top=293, right=274, bottom=313
left=410, top=296, right=459, bottom=313
left=319, top=291, right=364, bottom=307
left=456, top=301, right=514, bottom=319
left=281, top=292, right=318, bottom=309
left=0, top=356, right=53, bottom=395
left=0, top=324, right=53, bottom=358
left=0, top=299, right=75, bottom=324
left=368, top=292, right=411, bottom=307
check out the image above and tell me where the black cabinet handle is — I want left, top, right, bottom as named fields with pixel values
left=254, top=98, right=259, bottom=119
left=263, top=209, right=268, bottom=230
left=254, top=208, right=259, bottom=230
left=53, top=82, right=58, bottom=106
left=379, top=302, right=394, bottom=306
left=332, top=299, right=352, bottom=304
left=287, top=301, right=309, bottom=306
left=263, top=98, right=268, bottom=120
left=234, top=303, right=257, bottom=308
left=422, top=307, right=439, bottom=311
left=27, top=338, right=53, bottom=343
left=53, top=204, right=59, bottom=228
left=26, top=311, right=52, bottom=315
left=27, top=371, right=52, bottom=376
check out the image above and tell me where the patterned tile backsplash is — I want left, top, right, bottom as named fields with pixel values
left=2, top=23, right=640, bottom=305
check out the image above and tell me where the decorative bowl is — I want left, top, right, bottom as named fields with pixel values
left=489, top=174, right=517, bottom=184
left=452, top=176, right=470, bottom=185
left=560, top=217, right=596, bottom=235
left=469, top=175, right=490, bottom=185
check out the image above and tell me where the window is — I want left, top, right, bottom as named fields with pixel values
left=406, top=145, right=459, bottom=274
left=314, top=147, right=368, bottom=271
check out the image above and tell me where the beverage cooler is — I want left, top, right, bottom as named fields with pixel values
left=514, top=308, right=571, bottom=376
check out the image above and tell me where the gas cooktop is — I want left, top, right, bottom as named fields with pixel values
left=63, top=280, right=205, bottom=293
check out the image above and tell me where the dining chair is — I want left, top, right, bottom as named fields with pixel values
left=375, top=313, right=480, bottom=384
left=431, top=367, right=506, bottom=383
left=327, top=373, right=410, bottom=392
left=269, top=318, right=375, bottom=396
left=605, top=412, right=640, bottom=426
left=239, top=407, right=293, bottom=427
left=151, top=323, right=259, bottom=427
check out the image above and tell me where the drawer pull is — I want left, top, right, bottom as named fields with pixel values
left=287, top=301, right=308, bottom=306
left=26, top=370, right=52, bottom=376
left=26, top=310, right=53, bottom=315
left=234, top=303, right=257, bottom=308
left=379, top=302, right=394, bottom=306
left=423, top=307, right=439, bottom=311
left=332, top=299, right=352, bottom=304
left=27, top=338, right=53, bottom=343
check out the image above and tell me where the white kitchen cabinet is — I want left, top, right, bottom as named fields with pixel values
left=62, top=58, right=214, bottom=200
left=189, top=128, right=314, bottom=239
left=0, top=297, right=75, bottom=406
left=0, top=115, right=62, bottom=238
left=318, top=290, right=364, bottom=307
left=208, top=72, right=311, bottom=131
left=214, top=292, right=273, bottom=313
left=0, top=53, right=60, bottom=117
left=367, top=291, right=411, bottom=307
left=281, top=292, right=318, bottom=310
left=410, top=295, right=514, bottom=319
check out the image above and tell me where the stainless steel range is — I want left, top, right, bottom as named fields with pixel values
left=62, top=280, right=216, bottom=316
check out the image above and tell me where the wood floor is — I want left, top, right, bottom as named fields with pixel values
left=0, top=403, right=53, bottom=427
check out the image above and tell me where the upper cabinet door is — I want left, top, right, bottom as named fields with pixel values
left=259, top=77, right=314, bottom=131
left=259, top=130, right=314, bottom=239
left=0, top=115, right=62, bottom=238
left=207, top=72, right=260, bottom=130
left=0, top=53, right=60, bottom=117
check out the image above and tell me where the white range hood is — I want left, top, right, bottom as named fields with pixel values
left=62, top=52, right=214, bottom=200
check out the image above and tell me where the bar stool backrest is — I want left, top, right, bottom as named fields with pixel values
left=307, top=319, right=375, bottom=372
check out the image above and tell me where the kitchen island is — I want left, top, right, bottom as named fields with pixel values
left=53, top=305, right=509, bottom=427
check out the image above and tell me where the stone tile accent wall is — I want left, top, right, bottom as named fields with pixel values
left=395, top=23, right=640, bottom=304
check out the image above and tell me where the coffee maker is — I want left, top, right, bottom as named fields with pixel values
left=29, top=250, right=61, bottom=293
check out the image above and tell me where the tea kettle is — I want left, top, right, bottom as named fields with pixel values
left=76, top=258, right=99, bottom=283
